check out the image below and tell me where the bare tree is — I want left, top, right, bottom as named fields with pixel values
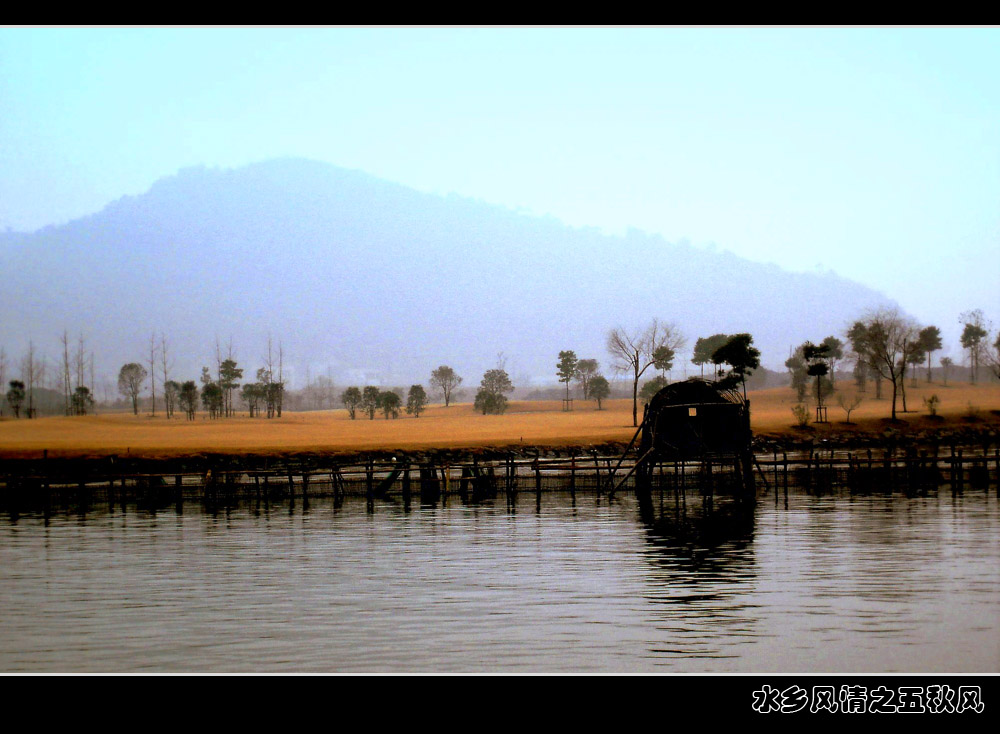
left=852, top=307, right=917, bottom=421
left=146, top=334, right=159, bottom=416
left=74, top=334, right=87, bottom=392
left=607, top=319, right=686, bottom=427
left=21, top=341, right=43, bottom=419
left=278, top=342, right=284, bottom=417
left=261, top=335, right=284, bottom=418
left=263, top=337, right=276, bottom=419
left=160, top=334, right=173, bottom=418
left=836, top=392, right=864, bottom=424
left=89, top=353, right=97, bottom=414
left=60, top=330, right=72, bottom=415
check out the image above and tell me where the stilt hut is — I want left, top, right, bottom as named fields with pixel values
left=609, top=379, right=755, bottom=502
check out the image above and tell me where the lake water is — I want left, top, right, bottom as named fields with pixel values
left=1, top=488, right=998, bottom=673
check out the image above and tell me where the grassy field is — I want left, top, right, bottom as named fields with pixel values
left=1, top=381, right=998, bottom=459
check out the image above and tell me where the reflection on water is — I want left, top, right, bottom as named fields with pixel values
left=0, top=488, right=998, bottom=672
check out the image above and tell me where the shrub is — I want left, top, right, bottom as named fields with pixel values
left=791, top=403, right=810, bottom=427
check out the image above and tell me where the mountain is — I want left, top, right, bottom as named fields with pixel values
left=0, top=158, right=892, bottom=389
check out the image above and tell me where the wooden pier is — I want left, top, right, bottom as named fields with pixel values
left=1, top=441, right=998, bottom=514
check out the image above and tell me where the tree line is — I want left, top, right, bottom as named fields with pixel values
left=782, top=307, right=1000, bottom=422
left=3, top=310, right=999, bottom=421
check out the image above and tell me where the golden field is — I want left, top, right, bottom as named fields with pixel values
left=1, top=381, right=998, bottom=459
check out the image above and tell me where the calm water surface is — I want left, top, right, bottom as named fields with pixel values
left=1, top=489, right=998, bottom=673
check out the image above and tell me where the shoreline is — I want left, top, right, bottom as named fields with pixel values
left=0, top=417, right=996, bottom=470
left=2, top=386, right=998, bottom=464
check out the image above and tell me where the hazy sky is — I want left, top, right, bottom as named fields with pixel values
left=2, top=27, right=998, bottom=333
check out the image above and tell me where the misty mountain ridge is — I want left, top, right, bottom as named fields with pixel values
left=0, top=158, right=893, bottom=389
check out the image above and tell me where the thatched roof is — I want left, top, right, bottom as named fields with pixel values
left=647, top=378, right=745, bottom=411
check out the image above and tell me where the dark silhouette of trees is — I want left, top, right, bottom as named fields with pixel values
left=161, top=334, right=173, bottom=418
left=897, top=330, right=926, bottom=412
left=179, top=381, right=198, bottom=420
left=475, top=368, right=514, bottom=415
left=589, top=375, right=610, bottom=410
left=71, top=386, right=94, bottom=415
left=847, top=321, right=882, bottom=399
left=692, top=334, right=730, bottom=378
left=651, top=344, right=676, bottom=380
left=918, top=326, right=943, bottom=383
left=240, top=382, right=265, bottom=417
left=148, top=333, right=159, bottom=417
left=361, top=386, right=381, bottom=420
left=164, top=380, right=180, bottom=419
left=557, top=350, right=578, bottom=407
left=118, top=363, right=147, bottom=415
left=254, top=367, right=280, bottom=419
left=575, top=359, right=599, bottom=399
left=60, top=330, right=72, bottom=415
left=430, top=366, right=462, bottom=407
left=905, top=338, right=926, bottom=388
left=260, top=337, right=285, bottom=418
left=198, top=365, right=222, bottom=419
left=821, top=336, right=844, bottom=386
left=960, top=310, right=988, bottom=384
left=801, top=341, right=831, bottom=412
left=6, top=380, right=25, bottom=418
left=406, top=385, right=427, bottom=417
left=379, top=390, right=401, bottom=419
left=608, top=319, right=686, bottom=427
left=639, top=375, right=668, bottom=404
left=341, top=387, right=362, bottom=419
left=219, top=358, right=243, bottom=418
left=711, top=333, right=761, bottom=398
left=201, top=382, right=223, bottom=419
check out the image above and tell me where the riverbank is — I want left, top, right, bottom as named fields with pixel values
left=1, top=382, right=998, bottom=460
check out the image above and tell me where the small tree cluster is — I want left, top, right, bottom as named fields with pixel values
left=848, top=308, right=918, bottom=420
left=692, top=334, right=731, bottom=378
left=70, top=386, right=95, bottom=415
left=475, top=368, right=514, bottom=415
left=710, top=334, right=760, bottom=397
left=556, top=351, right=607, bottom=409
left=179, top=381, right=199, bottom=420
